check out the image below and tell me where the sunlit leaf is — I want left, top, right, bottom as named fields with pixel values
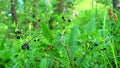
left=41, top=22, right=53, bottom=39
left=40, top=58, right=47, bottom=68
left=68, top=24, right=80, bottom=60
left=85, top=18, right=96, bottom=32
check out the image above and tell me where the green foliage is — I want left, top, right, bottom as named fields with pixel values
left=41, top=22, right=53, bottom=40
left=0, top=0, right=120, bottom=68
left=85, top=18, right=96, bottom=32
left=96, top=0, right=112, bottom=5
left=40, top=58, right=47, bottom=68
left=68, top=24, right=80, bottom=60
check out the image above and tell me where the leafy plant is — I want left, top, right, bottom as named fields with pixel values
left=0, top=0, right=120, bottom=68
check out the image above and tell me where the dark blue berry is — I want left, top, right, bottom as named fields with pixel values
left=21, top=45, right=26, bottom=49
left=90, top=47, right=93, bottom=50
left=101, top=48, right=106, bottom=51
left=17, top=30, right=22, bottom=34
left=62, top=16, right=65, bottom=19
left=16, top=36, right=20, bottom=39
left=27, top=45, right=30, bottom=49
left=37, top=39, right=39, bottom=41
left=68, top=19, right=71, bottom=22
left=62, top=16, right=66, bottom=22
left=38, top=19, right=41, bottom=22
left=21, top=43, right=30, bottom=50
left=34, top=39, right=39, bottom=42
left=74, top=57, right=77, bottom=61
left=94, top=42, right=98, bottom=46
left=34, top=39, right=37, bottom=42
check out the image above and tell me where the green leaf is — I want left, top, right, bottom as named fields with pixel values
left=85, top=18, right=96, bottom=32
left=41, top=22, right=53, bottom=39
left=68, top=24, right=80, bottom=60
left=40, top=58, right=47, bottom=68
left=54, top=33, right=64, bottom=51
left=0, top=36, right=6, bottom=50
left=54, top=33, right=67, bottom=57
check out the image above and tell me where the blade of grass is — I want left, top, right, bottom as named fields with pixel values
left=107, top=31, right=118, bottom=68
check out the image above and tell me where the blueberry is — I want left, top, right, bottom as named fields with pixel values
left=94, top=42, right=98, bottom=46
left=38, top=19, right=41, bottom=22
left=90, top=47, right=93, bottom=50
left=17, top=30, right=22, bottom=34
left=16, top=36, right=20, bottom=39
left=27, top=45, right=30, bottom=49
left=21, top=43, right=30, bottom=50
left=101, top=48, right=106, bottom=51
left=21, top=45, right=26, bottom=49
left=37, top=39, right=39, bottom=41
left=34, top=39, right=37, bottom=42
left=34, top=39, right=39, bottom=42
left=61, top=16, right=66, bottom=22
left=68, top=19, right=71, bottom=22
left=62, top=16, right=65, bottom=19
left=74, top=57, right=77, bottom=61
left=15, top=30, right=22, bottom=34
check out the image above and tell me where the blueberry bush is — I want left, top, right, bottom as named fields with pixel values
left=0, top=0, right=120, bottom=68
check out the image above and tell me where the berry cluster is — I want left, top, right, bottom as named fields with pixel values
left=33, top=38, right=39, bottom=42
left=21, top=42, right=30, bottom=50
left=62, top=16, right=71, bottom=23
left=15, top=30, right=22, bottom=39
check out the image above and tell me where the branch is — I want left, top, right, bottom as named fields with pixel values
left=59, top=41, right=74, bottom=68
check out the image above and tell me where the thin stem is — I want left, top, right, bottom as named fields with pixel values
left=27, top=35, right=37, bottom=43
left=80, top=45, right=91, bottom=63
left=60, top=41, right=74, bottom=68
